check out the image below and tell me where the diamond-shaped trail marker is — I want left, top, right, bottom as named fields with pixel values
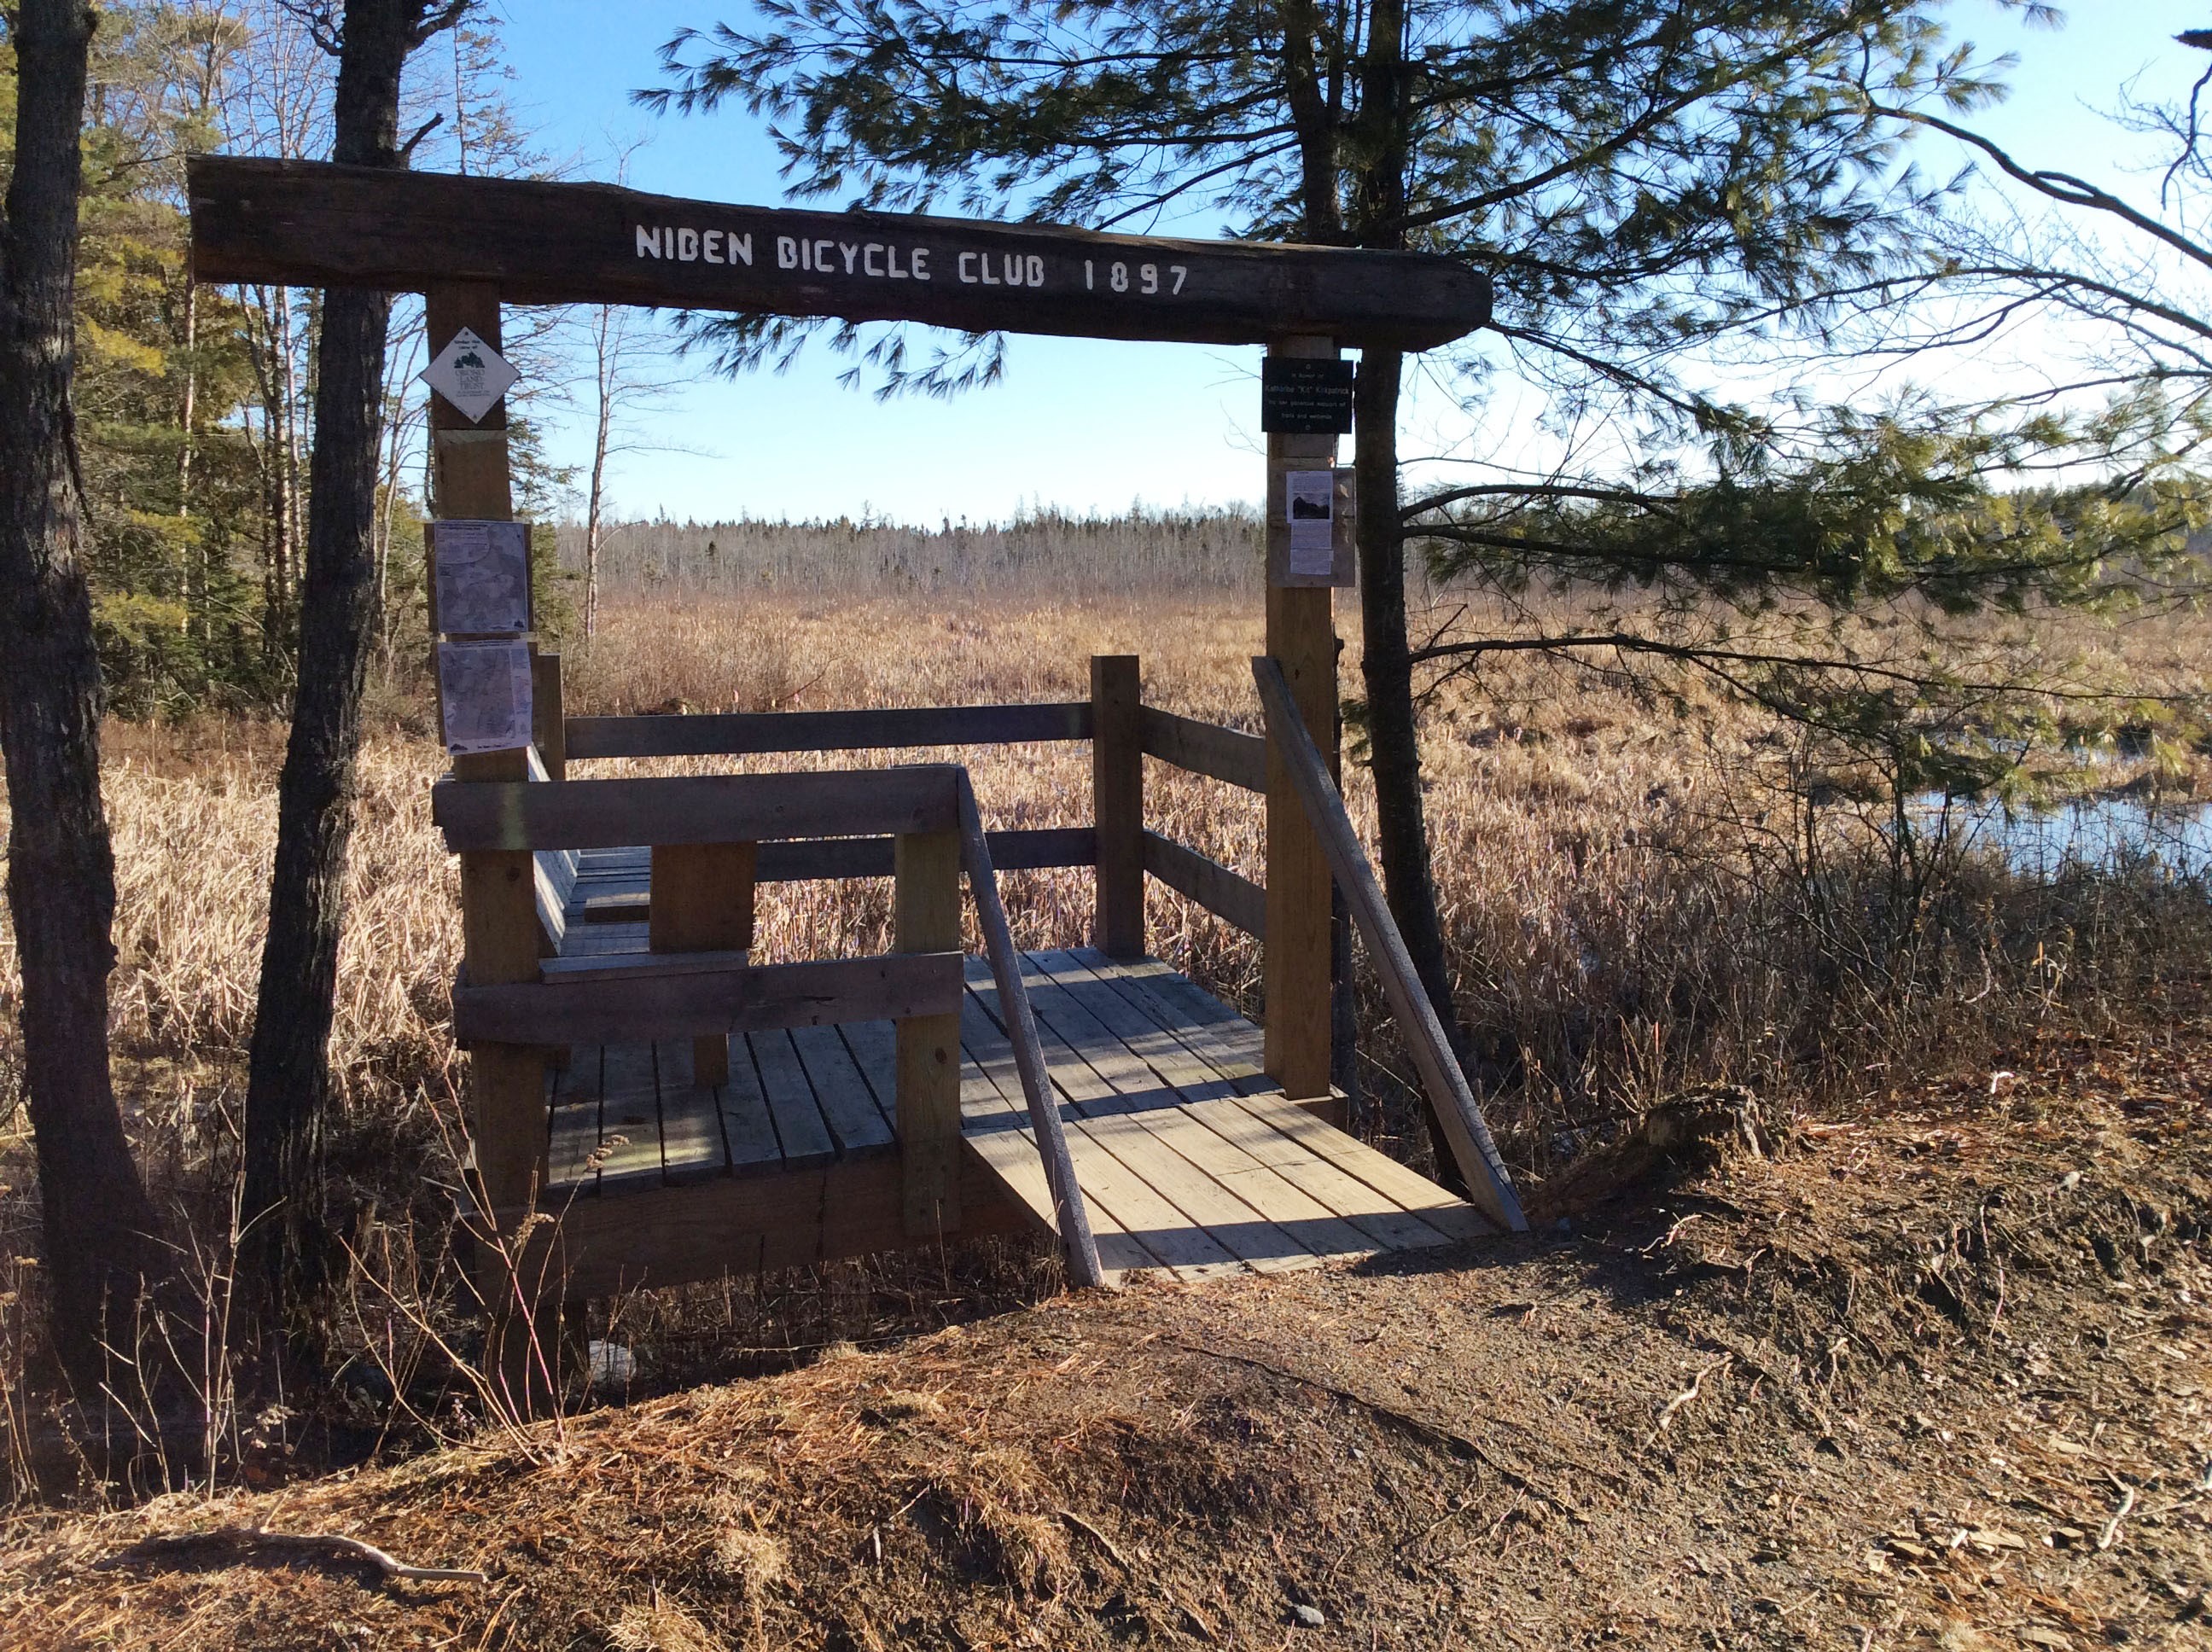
left=420, top=326, right=518, bottom=423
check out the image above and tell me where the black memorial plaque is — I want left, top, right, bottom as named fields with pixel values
left=1260, top=357, right=1356, bottom=434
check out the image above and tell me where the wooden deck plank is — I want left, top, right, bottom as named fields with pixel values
left=839, top=1019, right=899, bottom=1114
left=1076, top=1108, right=1320, bottom=1275
left=1178, top=1096, right=1457, bottom=1252
left=969, top=968, right=1324, bottom=1274
left=961, top=1129, right=1156, bottom=1278
left=956, top=999, right=1034, bottom=1132
left=1230, top=1092, right=1494, bottom=1242
left=593, top=1042, right=666, bottom=1192
left=1057, top=1122, right=1246, bottom=1281
left=717, top=1039, right=785, bottom=1176
left=1027, top=950, right=1243, bottom=1103
left=652, top=1039, right=731, bottom=1184
left=545, top=1050, right=602, bottom=1195
left=953, top=1006, right=1219, bottom=1277
left=1138, top=1102, right=1379, bottom=1261
left=747, top=1029, right=837, bottom=1168
left=790, top=1023, right=896, bottom=1157
left=558, top=920, right=652, bottom=958
left=963, top=960, right=1124, bottom=1116
left=1068, top=947, right=1275, bottom=1095
left=1018, top=971, right=1186, bottom=1115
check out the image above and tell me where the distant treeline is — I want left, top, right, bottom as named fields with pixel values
left=557, top=506, right=1264, bottom=597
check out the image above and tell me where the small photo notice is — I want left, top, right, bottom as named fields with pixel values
left=1285, top=469, right=1336, bottom=574
left=438, top=639, right=534, bottom=756
left=432, top=519, right=532, bottom=636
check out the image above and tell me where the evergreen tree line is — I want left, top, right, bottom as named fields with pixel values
left=2, top=0, right=562, bottom=718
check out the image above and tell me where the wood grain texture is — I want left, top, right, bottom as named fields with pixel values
left=1138, top=707, right=1266, bottom=792
left=1141, top=830, right=1266, bottom=939
left=453, top=951, right=965, bottom=1045
left=530, top=652, right=565, bottom=779
left=790, top=1023, right=896, bottom=1156
left=189, top=156, right=1493, bottom=351
left=894, top=830, right=963, bottom=1236
left=1090, top=655, right=1144, bottom=958
left=649, top=840, right=758, bottom=1085
left=432, top=765, right=961, bottom=852
left=566, top=701, right=1092, bottom=759
left=1262, top=338, right=1341, bottom=1108
left=958, top=780, right=1103, bottom=1285
left=509, top=1155, right=1028, bottom=1300
left=433, top=282, right=542, bottom=1216
left=1254, top=654, right=1527, bottom=1233
left=748, top=1030, right=837, bottom=1169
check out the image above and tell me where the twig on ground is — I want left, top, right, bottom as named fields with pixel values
left=117, top=1526, right=491, bottom=1585
left=2098, top=1483, right=2138, bottom=1551
left=1057, top=1508, right=1131, bottom=1570
left=1645, top=1355, right=1732, bottom=1447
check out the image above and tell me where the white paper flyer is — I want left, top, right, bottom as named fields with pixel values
left=433, top=519, right=532, bottom=635
left=438, top=639, right=534, bottom=755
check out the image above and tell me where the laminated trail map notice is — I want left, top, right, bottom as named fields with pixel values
left=1285, top=470, right=1336, bottom=574
left=432, top=519, right=532, bottom=635
left=438, top=639, right=533, bottom=755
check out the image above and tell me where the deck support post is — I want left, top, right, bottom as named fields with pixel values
left=649, top=842, right=757, bottom=1086
left=531, top=649, right=565, bottom=780
left=1262, top=334, right=1342, bottom=1115
left=431, top=282, right=565, bottom=1411
left=895, top=827, right=963, bottom=1236
left=1091, top=654, right=1144, bottom=958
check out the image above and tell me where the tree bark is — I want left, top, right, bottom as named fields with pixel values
left=1348, top=0, right=1471, bottom=1190
left=242, top=0, right=436, bottom=1308
left=0, top=0, right=168, bottom=1399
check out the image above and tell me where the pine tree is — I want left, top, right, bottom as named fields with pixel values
left=643, top=1, right=2105, bottom=1123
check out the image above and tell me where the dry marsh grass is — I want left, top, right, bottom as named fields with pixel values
left=4, top=579, right=2212, bottom=1500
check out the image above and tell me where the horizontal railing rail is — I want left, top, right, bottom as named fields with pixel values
left=1138, top=706, right=1266, bottom=793
left=434, top=765, right=961, bottom=852
left=565, top=701, right=1092, bottom=761
left=1140, top=830, right=1265, bottom=939
left=452, top=951, right=963, bottom=1045
left=570, top=829, right=1094, bottom=921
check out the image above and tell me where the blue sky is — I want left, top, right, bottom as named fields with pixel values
left=495, top=1, right=2212, bottom=526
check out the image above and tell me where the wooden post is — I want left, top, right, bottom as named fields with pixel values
left=1262, top=335, right=1342, bottom=1112
left=428, top=283, right=560, bottom=1405
left=1254, top=657, right=1528, bottom=1234
left=531, top=649, right=565, bottom=780
left=895, top=827, right=963, bottom=1236
left=649, top=841, right=757, bottom=1085
left=1090, top=654, right=1144, bottom=958
left=430, top=283, right=543, bottom=1213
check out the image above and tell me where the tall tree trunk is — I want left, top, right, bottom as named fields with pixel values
left=1275, top=0, right=1358, bottom=1111
left=242, top=0, right=433, bottom=1311
left=1348, top=0, right=1472, bottom=1190
left=0, top=0, right=167, bottom=1399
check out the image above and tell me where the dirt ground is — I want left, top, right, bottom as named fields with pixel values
left=3, top=999, right=2208, bottom=1651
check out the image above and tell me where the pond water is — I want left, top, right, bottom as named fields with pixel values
left=1922, top=792, right=2212, bottom=881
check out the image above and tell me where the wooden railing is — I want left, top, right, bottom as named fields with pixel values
left=550, top=662, right=1270, bottom=946
left=565, top=701, right=1091, bottom=760
left=1254, top=656, right=1528, bottom=1233
left=436, top=763, right=975, bottom=1234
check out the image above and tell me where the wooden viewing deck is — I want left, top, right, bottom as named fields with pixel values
left=541, top=840, right=1490, bottom=1283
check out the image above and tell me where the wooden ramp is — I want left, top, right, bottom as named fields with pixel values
left=541, top=848, right=1493, bottom=1285
left=958, top=951, right=1493, bottom=1282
